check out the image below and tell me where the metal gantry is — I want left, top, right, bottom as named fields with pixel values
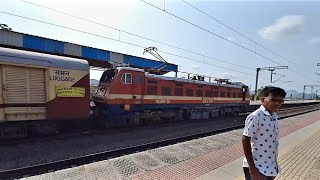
left=271, top=72, right=286, bottom=83
left=302, top=85, right=320, bottom=100
left=254, top=66, right=288, bottom=101
left=316, top=63, right=320, bottom=75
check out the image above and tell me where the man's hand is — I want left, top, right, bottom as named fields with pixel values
left=249, top=166, right=264, bottom=180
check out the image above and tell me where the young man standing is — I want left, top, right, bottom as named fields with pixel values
left=242, top=86, right=286, bottom=180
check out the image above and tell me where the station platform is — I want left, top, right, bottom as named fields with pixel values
left=22, top=111, right=320, bottom=180
left=196, top=113, right=320, bottom=180
left=250, top=99, right=320, bottom=105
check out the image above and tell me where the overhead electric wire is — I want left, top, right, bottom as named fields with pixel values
left=181, top=0, right=297, bottom=65
left=0, top=11, right=257, bottom=78
left=139, top=0, right=283, bottom=66
left=17, top=0, right=311, bottom=83
left=181, top=0, right=312, bottom=83
left=20, top=0, right=253, bottom=70
left=140, top=0, right=314, bottom=83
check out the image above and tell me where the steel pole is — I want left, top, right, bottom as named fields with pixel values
left=254, top=68, right=260, bottom=101
left=302, top=85, right=306, bottom=101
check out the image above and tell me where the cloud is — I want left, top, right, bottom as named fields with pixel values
left=258, top=15, right=304, bottom=41
left=309, top=36, right=320, bottom=44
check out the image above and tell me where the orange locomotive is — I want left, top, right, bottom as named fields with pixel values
left=92, top=67, right=250, bottom=127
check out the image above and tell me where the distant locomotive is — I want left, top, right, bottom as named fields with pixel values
left=92, top=67, right=250, bottom=127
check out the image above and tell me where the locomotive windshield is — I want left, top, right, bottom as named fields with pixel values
left=99, top=69, right=116, bottom=85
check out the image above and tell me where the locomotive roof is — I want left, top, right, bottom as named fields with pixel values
left=145, top=73, right=243, bottom=88
left=0, top=47, right=88, bottom=71
left=117, top=66, right=245, bottom=88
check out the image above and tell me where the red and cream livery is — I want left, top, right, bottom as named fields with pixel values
left=93, top=67, right=250, bottom=127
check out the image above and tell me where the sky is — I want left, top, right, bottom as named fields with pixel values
left=1, top=0, right=320, bottom=93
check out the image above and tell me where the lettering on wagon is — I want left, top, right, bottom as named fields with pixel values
left=50, top=70, right=75, bottom=82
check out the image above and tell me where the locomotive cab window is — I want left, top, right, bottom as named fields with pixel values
left=100, top=69, right=116, bottom=84
left=121, top=73, right=132, bottom=84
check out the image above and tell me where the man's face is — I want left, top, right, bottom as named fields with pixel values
left=261, top=94, right=284, bottom=113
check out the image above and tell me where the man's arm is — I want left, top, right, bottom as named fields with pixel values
left=242, top=135, right=263, bottom=180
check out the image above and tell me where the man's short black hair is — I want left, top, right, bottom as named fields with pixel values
left=260, top=86, right=286, bottom=98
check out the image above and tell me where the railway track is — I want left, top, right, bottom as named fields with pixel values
left=1, top=103, right=313, bottom=146
left=0, top=104, right=319, bottom=180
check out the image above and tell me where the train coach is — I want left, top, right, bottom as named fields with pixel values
left=92, top=67, right=251, bottom=127
left=0, top=47, right=90, bottom=138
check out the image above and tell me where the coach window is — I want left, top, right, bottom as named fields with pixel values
left=121, top=73, right=132, bottom=84
left=233, top=92, right=237, bottom=98
left=205, top=90, right=211, bottom=97
left=220, top=92, right=225, bottom=97
left=148, top=80, right=158, bottom=84
left=238, top=92, right=243, bottom=98
left=227, top=92, right=231, bottom=98
left=213, top=86, right=219, bottom=97
left=196, top=90, right=203, bottom=97
left=147, top=86, right=158, bottom=95
left=162, top=87, right=172, bottom=96
left=175, top=88, right=183, bottom=96
left=186, top=89, right=194, bottom=96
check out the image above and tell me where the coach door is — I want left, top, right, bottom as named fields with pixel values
left=1, top=65, right=47, bottom=121
left=120, top=71, right=143, bottom=105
